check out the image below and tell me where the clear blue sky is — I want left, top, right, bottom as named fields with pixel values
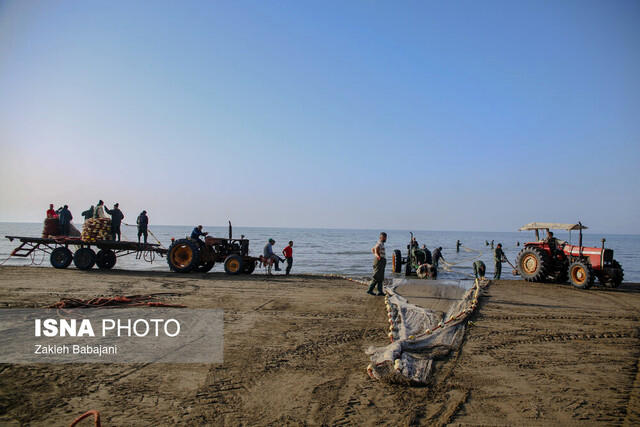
left=0, top=0, right=638, bottom=233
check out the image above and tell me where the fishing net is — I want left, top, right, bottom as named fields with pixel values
left=366, top=277, right=490, bottom=385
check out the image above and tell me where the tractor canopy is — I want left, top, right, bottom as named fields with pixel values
left=518, top=222, right=588, bottom=231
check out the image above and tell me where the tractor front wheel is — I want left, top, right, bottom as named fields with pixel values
left=569, top=260, right=593, bottom=289
left=600, top=259, right=624, bottom=288
left=516, top=247, right=549, bottom=282
left=167, top=239, right=201, bottom=273
left=224, top=254, right=243, bottom=275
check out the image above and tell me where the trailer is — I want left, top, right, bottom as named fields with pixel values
left=4, top=235, right=168, bottom=270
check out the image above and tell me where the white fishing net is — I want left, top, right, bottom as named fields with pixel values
left=366, top=278, right=490, bottom=384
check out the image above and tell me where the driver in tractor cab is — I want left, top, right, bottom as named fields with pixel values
left=191, top=225, right=208, bottom=242
left=544, top=231, right=564, bottom=256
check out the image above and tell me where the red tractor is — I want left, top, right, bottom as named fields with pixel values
left=516, top=222, right=623, bottom=289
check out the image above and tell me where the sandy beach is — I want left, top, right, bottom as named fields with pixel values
left=0, top=266, right=639, bottom=426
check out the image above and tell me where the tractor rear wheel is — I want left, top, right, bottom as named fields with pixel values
left=516, top=247, right=549, bottom=282
left=167, top=239, right=200, bottom=273
left=392, top=250, right=402, bottom=273
left=50, top=247, right=73, bottom=269
left=74, top=248, right=97, bottom=270
left=96, top=249, right=117, bottom=270
left=224, top=254, right=243, bottom=275
left=569, top=260, right=593, bottom=289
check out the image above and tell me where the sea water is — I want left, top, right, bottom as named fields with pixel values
left=0, top=222, right=638, bottom=282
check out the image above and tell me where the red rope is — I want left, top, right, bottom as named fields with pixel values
left=70, top=410, right=101, bottom=427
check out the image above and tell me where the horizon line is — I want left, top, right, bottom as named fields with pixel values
left=0, top=221, right=637, bottom=237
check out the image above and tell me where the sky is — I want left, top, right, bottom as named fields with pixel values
left=0, top=0, right=639, bottom=233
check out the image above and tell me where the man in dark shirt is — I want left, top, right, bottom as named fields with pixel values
left=137, top=211, right=149, bottom=244
left=191, top=225, right=208, bottom=241
left=494, top=243, right=507, bottom=279
left=432, top=247, right=444, bottom=269
left=105, top=203, right=124, bottom=241
left=81, top=205, right=94, bottom=221
left=58, top=205, right=73, bottom=236
left=473, top=260, right=486, bottom=279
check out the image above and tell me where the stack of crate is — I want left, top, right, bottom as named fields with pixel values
left=81, top=218, right=112, bottom=242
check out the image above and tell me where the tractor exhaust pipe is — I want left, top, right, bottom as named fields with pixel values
left=578, top=221, right=583, bottom=255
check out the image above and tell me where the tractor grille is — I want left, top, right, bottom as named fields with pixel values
left=603, top=249, right=613, bottom=264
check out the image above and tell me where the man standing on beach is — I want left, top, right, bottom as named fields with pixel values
left=494, top=243, right=506, bottom=279
left=282, top=241, right=293, bottom=276
left=105, top=203, right=124, bottom=241
left=367, top=232, right=387, bottom=296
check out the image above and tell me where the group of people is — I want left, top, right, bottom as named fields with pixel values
left=46, top=202, right=150, bottom=243
left=367, top=233, right=511, bottom=296
left=263, top=238, right=294, bottom=275
left=190, top=225, right=295, bottom=275
left=46, top=204, right=73, bottom=236
left=473, top=243, right=508, bottom=279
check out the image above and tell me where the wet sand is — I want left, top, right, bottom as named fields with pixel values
left=0, top=266, right=639, bottom=425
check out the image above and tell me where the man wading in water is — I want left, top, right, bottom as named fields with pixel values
left=367, top=232, right=387, bottom=296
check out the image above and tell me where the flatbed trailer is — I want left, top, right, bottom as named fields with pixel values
left=5, top=235, right=168, bottom=270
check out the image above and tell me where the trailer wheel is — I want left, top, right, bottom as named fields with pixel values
left=50, top=247, right=73, bottom=269
left=243, top=261, right=256, bottom=274
left=569, top=260, right=593, bottom=289
left=516, top=247, right=549, bottom=282
left=392, top=250, right=403, bottom=273
left=74, top=248, right=97, bottom=270
left=167, top=239, right=200, bottom=273
left=96, top=249, right=117, bottom=270
left=224, top=254, right=243, bottom=275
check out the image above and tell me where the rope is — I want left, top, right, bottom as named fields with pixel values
left=122, top=222, right=165, bottom=248
left=29, top=250, right=46, bottom=266
left=70, top=410, right=101, bottom=427
left=49, top=295, right=186, bottom=309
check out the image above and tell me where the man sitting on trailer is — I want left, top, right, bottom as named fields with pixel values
left=191, top=225, right=208, bottom=242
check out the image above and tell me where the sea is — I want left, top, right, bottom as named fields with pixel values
left=1, top=222, right=638, bottom=282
